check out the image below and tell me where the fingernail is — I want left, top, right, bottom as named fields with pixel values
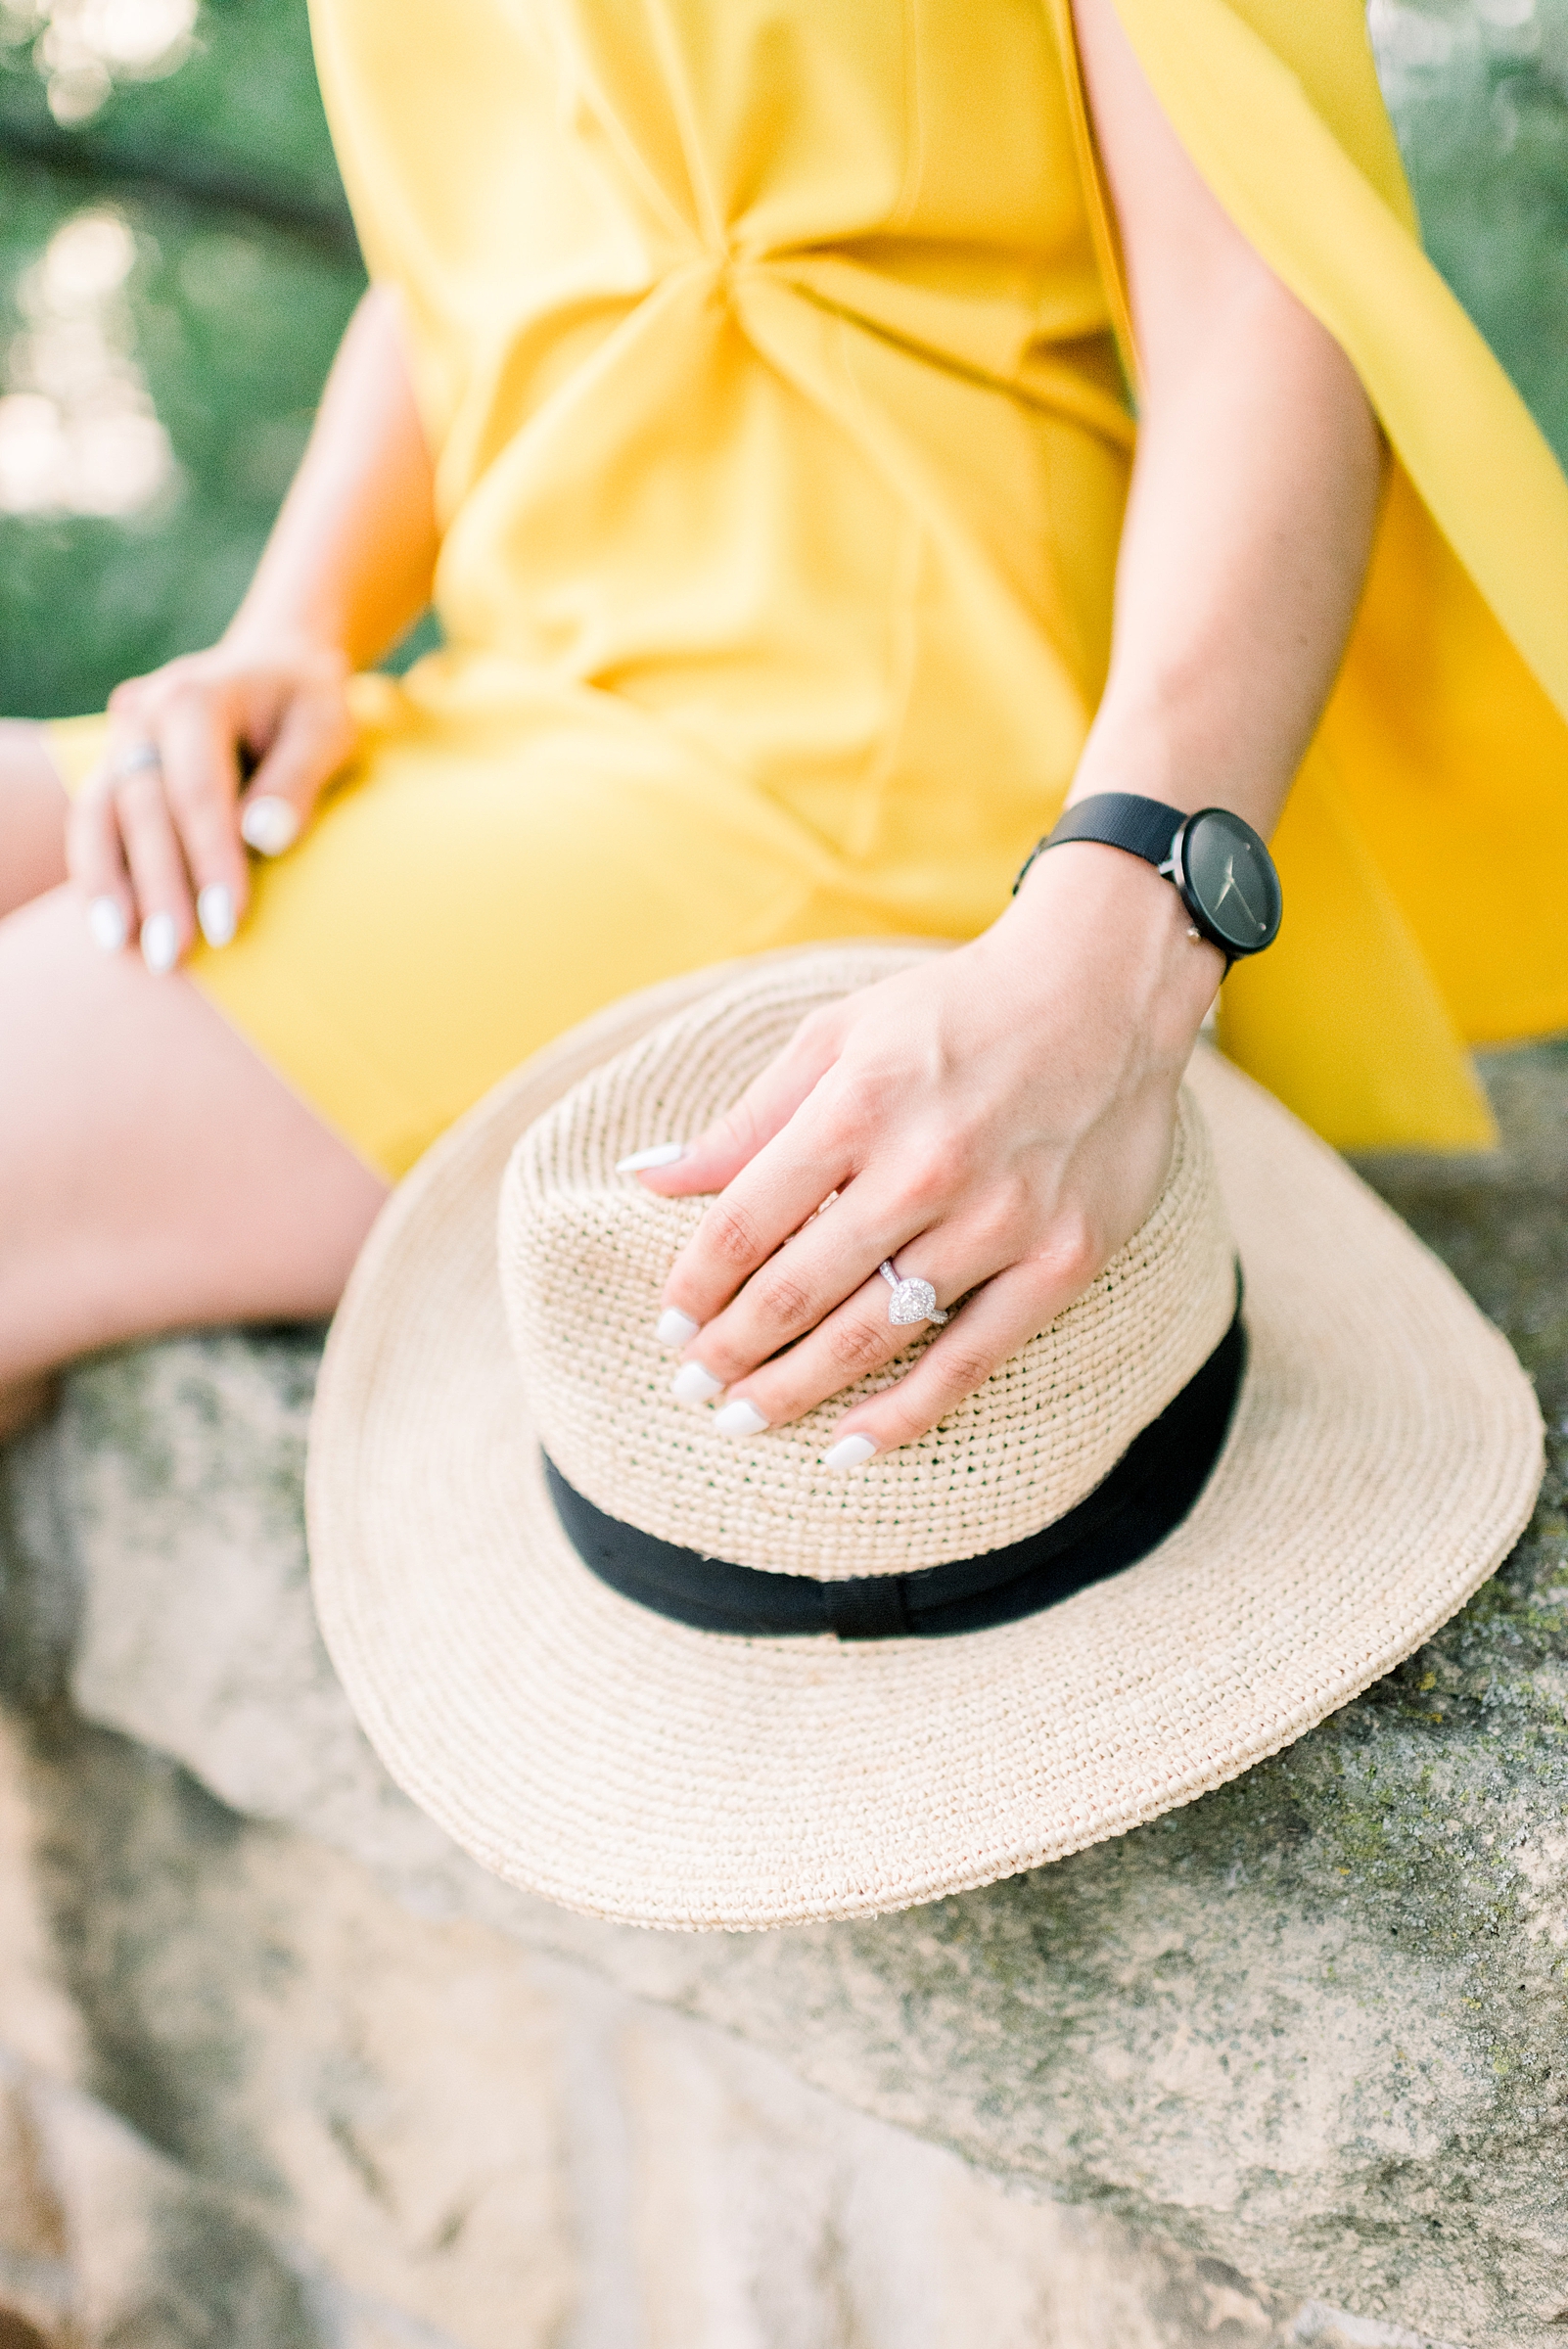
left=86, top=895, right=126, bottom=953
left=715, top=1399, right=768, bottom=1438
left=823, top=1433, right=877, bottom=1471
left=656, top=1308, right=701, bottom=1347
left=671, top=1361, right=724, bottom=1405
left=140, top=911, right=178, bottom=975
left=239, top=796, right=300, bottom=857
left=196, top=883, right=236, bottom=947
left=617, top=1141, right=686, bottom=1174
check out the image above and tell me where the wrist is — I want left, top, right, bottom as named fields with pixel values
left=220, top=605, right=352, bottom=668
left=987, top=839, right=1222, bottom=1070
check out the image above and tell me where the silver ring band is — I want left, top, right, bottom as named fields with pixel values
left=877, top=1258, right=948, bottom=1327
left=112, top=741, right=161, bottom=781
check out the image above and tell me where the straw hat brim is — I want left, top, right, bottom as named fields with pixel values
left=307, top=945, right=1544, bottom=1931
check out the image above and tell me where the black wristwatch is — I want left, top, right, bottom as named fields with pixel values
left=1014, top=793, right=1283, bottom=968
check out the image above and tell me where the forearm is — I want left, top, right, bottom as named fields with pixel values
left=1071, top=277, right=1383, bottom=834
left=1000, top=302, right=1381, bottom=1067
left=225, top=286, right=439, bottom=668
left=995, top=0, right=1389, bottom=1055
left=1067, top=0, right=1383, bottom=839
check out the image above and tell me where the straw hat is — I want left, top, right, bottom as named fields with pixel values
left=307, top=943, right=1543, bottom=1931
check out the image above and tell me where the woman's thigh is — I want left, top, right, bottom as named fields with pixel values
left=0, top=883, right=388, bottom=1387
left=0, top=692, right=836, bottom=1390
left=0, top=720, right=69, bottom=917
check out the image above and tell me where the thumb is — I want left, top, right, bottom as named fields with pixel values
left=628, top=1003, right=846, bottom=1196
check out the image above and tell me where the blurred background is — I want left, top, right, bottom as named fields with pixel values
left=0, top=0, right=1564, bottom=719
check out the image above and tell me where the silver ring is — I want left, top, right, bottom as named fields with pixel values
left=112, top=741, right=161, bottom=782
left=877, top=1258, right=948, bottom=1327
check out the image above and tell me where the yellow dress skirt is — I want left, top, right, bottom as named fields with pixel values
left=50, top=0, right=1568, bottom=1178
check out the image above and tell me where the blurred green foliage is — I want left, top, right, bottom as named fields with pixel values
left=0, top=0, right=1564, bottom=720
left=1377, top=0, right=1568, bottom=483
left=0, top=164, right=362, bottom=714
left=0, top=0, right=348, bottom=225
left=0, top=0, right=363, bottom=714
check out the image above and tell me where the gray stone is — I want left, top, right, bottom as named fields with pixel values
left=0, top=1704, right=1343, bottom=2349
left=2, top=1038, right=1566, bottom=2346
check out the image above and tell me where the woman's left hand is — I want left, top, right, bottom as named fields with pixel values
left=636, top=841, right=1222, bottom=1460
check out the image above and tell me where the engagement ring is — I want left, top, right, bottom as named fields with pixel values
left=113, top=741, right=161, bottom=781
left=877, top=1258, right=947, bottom=1327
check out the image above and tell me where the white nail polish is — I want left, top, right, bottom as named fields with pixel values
left=823, top=1433, right=877, bottom=1471
left=656, top=1308, right=701, bottom=1347
left=86, top=896, right=126, bottom=953
left=671, top=1361, right=724, bottom=1405
left=239, top=796, right=300, bottom=857
left=715, top=1399, right=768, bottom=1438
left=617, top=1141, right=686, bottom=1174
left=197, top=883, right=236, bottom=947
left=140, top=911, right=178, bottom=975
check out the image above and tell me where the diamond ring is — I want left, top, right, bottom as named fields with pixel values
left=877, top=1259, right=948, bottom=1327
left=112, top=741, right=161, bottom=782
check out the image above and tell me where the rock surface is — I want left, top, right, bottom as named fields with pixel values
left=2, top=1701, right=1381, bottom=2349
left=1, top=1037, right=1566, bottom=2348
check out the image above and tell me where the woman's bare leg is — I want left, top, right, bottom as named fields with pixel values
left=0, top=721, right=70, bottom=917
left=0, top=879, right=389, bottom=1428
left=1, top=728, right=76, bottom=1434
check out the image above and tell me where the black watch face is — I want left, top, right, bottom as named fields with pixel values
left=1176, top=809, right=1283, bottom=957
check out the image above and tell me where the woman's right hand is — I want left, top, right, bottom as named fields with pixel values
left=68, top=638, right=356, bottom=972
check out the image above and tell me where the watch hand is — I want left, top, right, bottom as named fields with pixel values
left=1212, top=853, right=1262, bottom=928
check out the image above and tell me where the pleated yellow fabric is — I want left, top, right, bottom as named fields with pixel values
left=50, top=0, right=1568, bottom=1171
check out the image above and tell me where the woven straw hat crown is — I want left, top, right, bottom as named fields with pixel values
left=310, top=943, right=1544, bottom=1927
left=499, top=955, right=1239, bottom=1579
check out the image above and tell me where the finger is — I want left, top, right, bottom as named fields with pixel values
left=694, top=1193, right=1032, bottom=1423
left=819, top=1256, right=1096, bottom=1460
left=657, top=1101, right=863, bottom=1339
left=701, top=1270, right=927, bottom=1435
left=237, top=677, right=355, bottom=860
left=636, top=1001, right=847, bottom=1199
left=66, top=767, right=135, bottom=954
left=157, top=687, right=248, bottom=948
left=106, top=673, right=152, bottom=724
left=681, top=1168, right=975, bottom=1393
left=112, top=759, right=195, bottom=974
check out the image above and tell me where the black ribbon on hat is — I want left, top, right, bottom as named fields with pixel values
left=543, top=1283, right=1246, bottom=1641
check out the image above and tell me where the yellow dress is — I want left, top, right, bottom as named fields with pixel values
left=51, top=0, right=1568, bottom=1176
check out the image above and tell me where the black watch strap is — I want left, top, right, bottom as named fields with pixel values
left=1043, top=793, right=1185, bottom=864
left=1017, top=793, right=1182, bottom=889
left=1013, top=790, right=1284, bottom=971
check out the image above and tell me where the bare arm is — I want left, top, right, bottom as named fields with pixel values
left=225, top=285, right=438, bottom=668
left=1068, top=0, right=1383, bottom=830
left=70, top=286, right=438, bottom=967
left=635, top=0, right=1383, bottom=1457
